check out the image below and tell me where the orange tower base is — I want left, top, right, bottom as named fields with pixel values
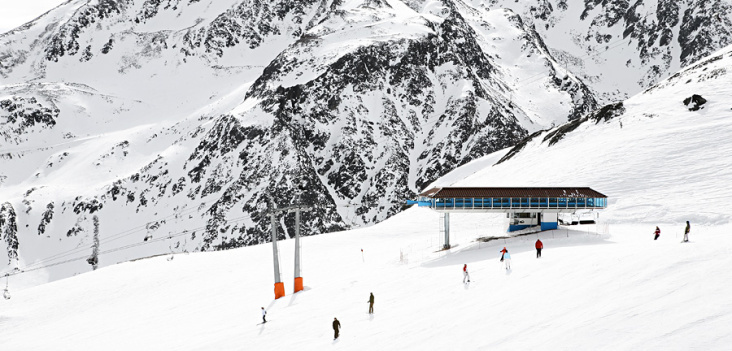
left=294, top=277, right=304, bottom=293
left=274, top=282, right=285, bottom=299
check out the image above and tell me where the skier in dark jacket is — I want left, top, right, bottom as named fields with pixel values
left=654, top=226, right=661, bottom=240
left=535, top=239, right=543, bottom=258
left=368, top=293, right=375, bottom=314
left=333, top=317, right=341, bottom=339
left=683, top=221, right=690, bottom=242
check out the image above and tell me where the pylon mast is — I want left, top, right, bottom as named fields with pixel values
left=266, top=200, right=314, bottom=299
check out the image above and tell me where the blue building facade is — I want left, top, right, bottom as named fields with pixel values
left=408, top=187, right=608, bottom=249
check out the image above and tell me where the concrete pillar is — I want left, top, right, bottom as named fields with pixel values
left=541, top=212, right=559, bottom=231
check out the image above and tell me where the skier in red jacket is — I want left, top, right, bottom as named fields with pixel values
left=535, top=239, right=543, bottom=258
left=463, top=264, right=470, bottom=283
left=654, top=226, right=661, bottom=240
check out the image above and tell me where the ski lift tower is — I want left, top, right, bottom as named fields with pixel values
left=290, top=205, right=312, bottom=293
left=268, top=207, right=285, bottom=299
left=266, top=194, right=286, bottom=299
left=266, top=198, right=315, bottom=299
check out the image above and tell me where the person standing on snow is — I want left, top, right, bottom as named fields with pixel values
left=654, top=226, right=661, bottom=240
left=261, top=307, right=267, bottom=323
left=500, top=247, right=507, bottom=261
left=368, top=292, right=375, bottom=314
left=535, top=239, right=543, bottom=258
left=684, top=221, right=690, bottom=242
left=463, top=264, right=470, bottom=283
left=333, top=317, right=342, bottom=339
left=501, top=248, right=511, bottom=270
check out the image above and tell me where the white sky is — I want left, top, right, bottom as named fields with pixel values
left=0, top=0, right=68, bottom=33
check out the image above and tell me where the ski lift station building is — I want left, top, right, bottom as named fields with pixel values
left=408, top=187, right=608, bottom=248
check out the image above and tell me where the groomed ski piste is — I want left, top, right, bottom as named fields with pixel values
left=3, top=213, right=732, bottom=350
left=2, top=29, right=732, bottom=351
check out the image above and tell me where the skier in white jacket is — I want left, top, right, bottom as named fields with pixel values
left=500, top=247, right=511, bottom=270
left=261, top=307, right=267, bottom=323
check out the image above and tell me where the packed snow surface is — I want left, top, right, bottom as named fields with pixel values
left=2, top=213, right=731, bottom=350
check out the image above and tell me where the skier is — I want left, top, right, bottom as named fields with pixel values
left=333, top=317, right=341, bottom=339
left=535, top=239, right=543, bottom=258
left=462, top=264, right=470, bottom=283
left=683, top=221, right=690, bottom=242
left=502, top=248, right=511, bottom=270
left=654, top=226, right=661, bottom=240
left=261, top=307, right=267, bottom=324
left=500, top=247, right=507, bottom=261
left=368, top=292, right=375, bottom=314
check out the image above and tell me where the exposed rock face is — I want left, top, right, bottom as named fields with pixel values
left=179, top=0, right=323, bottom=57
left=244, top=8, right=530, bottom=217
left=542, top=102, right=625, bottom=146
left=0, top=96, right=59, bottom=145
left=683, top=94, right=707, bottom=111
left=38, top=202, right=54, bottom=236
left=45, top=0, right=131, bottom=62
left=498, top=101, right=626, bottom=164
left=0, top=203, right=19, bottom=265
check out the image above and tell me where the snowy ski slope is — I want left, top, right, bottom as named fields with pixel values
left=1, top=213, right=730, bottom=350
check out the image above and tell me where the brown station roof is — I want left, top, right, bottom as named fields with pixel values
left=419, top=187, right=607, bottom=199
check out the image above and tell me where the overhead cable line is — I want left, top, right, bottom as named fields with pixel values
left=1, top=213, right=253, bottom=277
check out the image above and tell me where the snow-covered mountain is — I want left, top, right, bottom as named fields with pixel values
left=1, top=40, right=731, bottom=350
left=480, top=0, right=732, bottom=102
left=0, top=0, right=729, bottom=283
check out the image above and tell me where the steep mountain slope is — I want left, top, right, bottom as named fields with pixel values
left=437, top=43, right=732, bottom=226
left=0, top=0, right=597, bottom=280
left=472, top=0, right=732, bottom=102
